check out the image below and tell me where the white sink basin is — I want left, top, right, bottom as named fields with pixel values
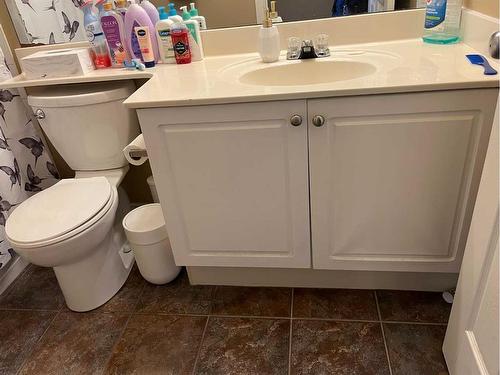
left=219, top=50, right=402, bottom=88
left=238, top=60, right=377, bottom=86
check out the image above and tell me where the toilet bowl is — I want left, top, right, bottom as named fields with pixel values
left=5, top=81, right=140, bottom=312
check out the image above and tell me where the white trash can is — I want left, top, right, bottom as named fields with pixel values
left=122, top=203, right=181, bottom=284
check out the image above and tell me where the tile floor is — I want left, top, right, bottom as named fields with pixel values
left=0, top=265, right=451, bottom=375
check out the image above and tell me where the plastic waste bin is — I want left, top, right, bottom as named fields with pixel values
left=122, top=203, right=180, bottom=284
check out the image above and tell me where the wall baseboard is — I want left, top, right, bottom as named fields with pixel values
left=187, top=266, right=458, bottom=291
left=0, top=255, right=28, bottom=296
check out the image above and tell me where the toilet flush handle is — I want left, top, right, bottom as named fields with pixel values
left=34, top=109, right=45, bottom=120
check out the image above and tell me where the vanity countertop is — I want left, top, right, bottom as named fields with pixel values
left=127, top=39, right=499, bottom=108
left=1, top=39, right=498, bottom=108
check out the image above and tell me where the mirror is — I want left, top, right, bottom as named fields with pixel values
left=149, top=0, right=426, bottom=29
left=4, top=0, right=426, bottom=46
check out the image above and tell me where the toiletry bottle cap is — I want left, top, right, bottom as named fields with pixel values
left=158, top=6, right=168, bottom=19
left=80, top=0, right=93, bottom=8
left=116, top=0, right=127, bottom=7
left=189, top=2, right=199, bottom=16
left=263, top=9, right=273, bottom=27
left=103, top=2, right=113, bottom=10
left=168, top=3, right=177, bottom=15
left=180, top=6, right=191, bottom=20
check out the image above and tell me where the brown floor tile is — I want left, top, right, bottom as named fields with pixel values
left=19, top=312, right=128, bottom=375
left=135, top=269, right=214, bottom=314
left=96, top=265, right=146, bottom=313
left=211, top=286, right=292, bottom=317
left=377, top=291, right=451, bottom=323
left=384, top=323, right=448, bottom=375
left=105, top=314, right=206, bottom=375
left=195, top=317, right=289, bottom=375
left=291, top=320, right=390, bottom=375
left=0, top=310, right=56, bottom=374
left=0, top=265, right=65, bottom=310
left=293, top=288, right=378, bottom=320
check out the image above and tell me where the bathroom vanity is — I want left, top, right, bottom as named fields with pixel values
left=137, top=89, right=496, bottom=276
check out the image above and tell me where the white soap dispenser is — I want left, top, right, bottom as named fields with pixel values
left=258, top=9, right=280, bottom=63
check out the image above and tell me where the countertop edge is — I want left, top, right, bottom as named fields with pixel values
left=126, top=80, right=500, bottom=109
left=0, top=70, right=153, bottom=90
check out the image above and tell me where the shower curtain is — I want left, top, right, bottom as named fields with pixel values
left=10, top=0, right=86, bottom=45
left=0, top=42, right=59, bottom=271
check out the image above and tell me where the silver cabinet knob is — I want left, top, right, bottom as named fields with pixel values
left=290, top=114, right=303, bottom=126
left=312, top=115, right=325, bottom=127
left=34, top=109, right=45, bottom=120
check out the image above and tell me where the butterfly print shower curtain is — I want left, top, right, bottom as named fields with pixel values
left=0, top=44, right=59, bottom=270
left=12, top=0, right=85, bottom=45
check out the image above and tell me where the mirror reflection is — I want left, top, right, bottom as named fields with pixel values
left=149, top=0, right=426, bottom=28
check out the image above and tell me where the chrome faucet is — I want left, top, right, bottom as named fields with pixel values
left=287, top=35, right=330, bottom=60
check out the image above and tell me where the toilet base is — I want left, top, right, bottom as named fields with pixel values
left=54, top=226, right=133, bottom=312
left=53, top=186, right=133, bottom=312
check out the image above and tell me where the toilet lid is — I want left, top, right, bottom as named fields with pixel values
left=6, top=177, right=112, bottom=245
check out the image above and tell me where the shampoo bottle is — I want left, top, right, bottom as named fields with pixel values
left=180, top=5, right=203, bottom=61
left=101, top=1, right=129, bottom=66
left=422, top=0, right=462, bottom=44
left=81, top=0, right=111, bottom=68
left=139, top=0, right=160, bottom=25
left=258, top=10, right=280, bottom=63
left=124, top=0, right=159, bottom=61
left=189, top=2, right=207, bottom=30
left=155, top=6, right=175, bottom=63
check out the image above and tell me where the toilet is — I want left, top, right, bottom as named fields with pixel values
left=5, top=81, right=140, bottom=312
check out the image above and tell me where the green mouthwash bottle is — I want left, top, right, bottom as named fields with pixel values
left=423, top=0, right=462, bottom=44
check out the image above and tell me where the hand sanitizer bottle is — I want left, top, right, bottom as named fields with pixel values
left=180, top=5, right=204, bottom=61
left=258, top=9, right=280, bottom=63
left=422, top=0, right=462, bottom=44
left=189, top=2, right=207, bottom=30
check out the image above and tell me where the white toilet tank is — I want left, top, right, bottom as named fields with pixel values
left=28, top=81, right=140, bottom=171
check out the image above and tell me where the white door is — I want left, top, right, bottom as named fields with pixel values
left=308, top=89, right=498, bottom=272
left=443, top=101, right=499, bottom=375
left=138, top=100, right=311, bottom=268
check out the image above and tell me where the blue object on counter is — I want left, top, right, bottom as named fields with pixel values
left=123, top=59, right=146, bottom=71
left=466, top=54, right=498, bottom=75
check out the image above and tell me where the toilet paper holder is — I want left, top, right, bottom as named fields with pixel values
left=128, top=150, right=148, bottom=159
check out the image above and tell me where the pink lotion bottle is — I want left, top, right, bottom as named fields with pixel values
left=124, top=0, right=159, bottom=62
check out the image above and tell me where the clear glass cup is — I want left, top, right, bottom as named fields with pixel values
left=287, top=37, right=301, bottom=59
left=315, top=34, right=330, bottom=57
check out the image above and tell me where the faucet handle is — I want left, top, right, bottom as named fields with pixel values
left=315, top=34, right=330, bottom=57
left=287, top=37, right=301, bottom=60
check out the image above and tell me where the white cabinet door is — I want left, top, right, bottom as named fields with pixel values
left=138, top=100, right=310, bottom=268
left=443, top=101, right=499, bottom=375
left=309, top=89, right=498, bottom=272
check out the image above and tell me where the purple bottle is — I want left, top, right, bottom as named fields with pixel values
left=139, top=0, right=160, bottom=25
left=124, top=0, right=159, bottom=62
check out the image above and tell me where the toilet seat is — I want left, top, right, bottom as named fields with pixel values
left=6, top=177, right=115, bottom=249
